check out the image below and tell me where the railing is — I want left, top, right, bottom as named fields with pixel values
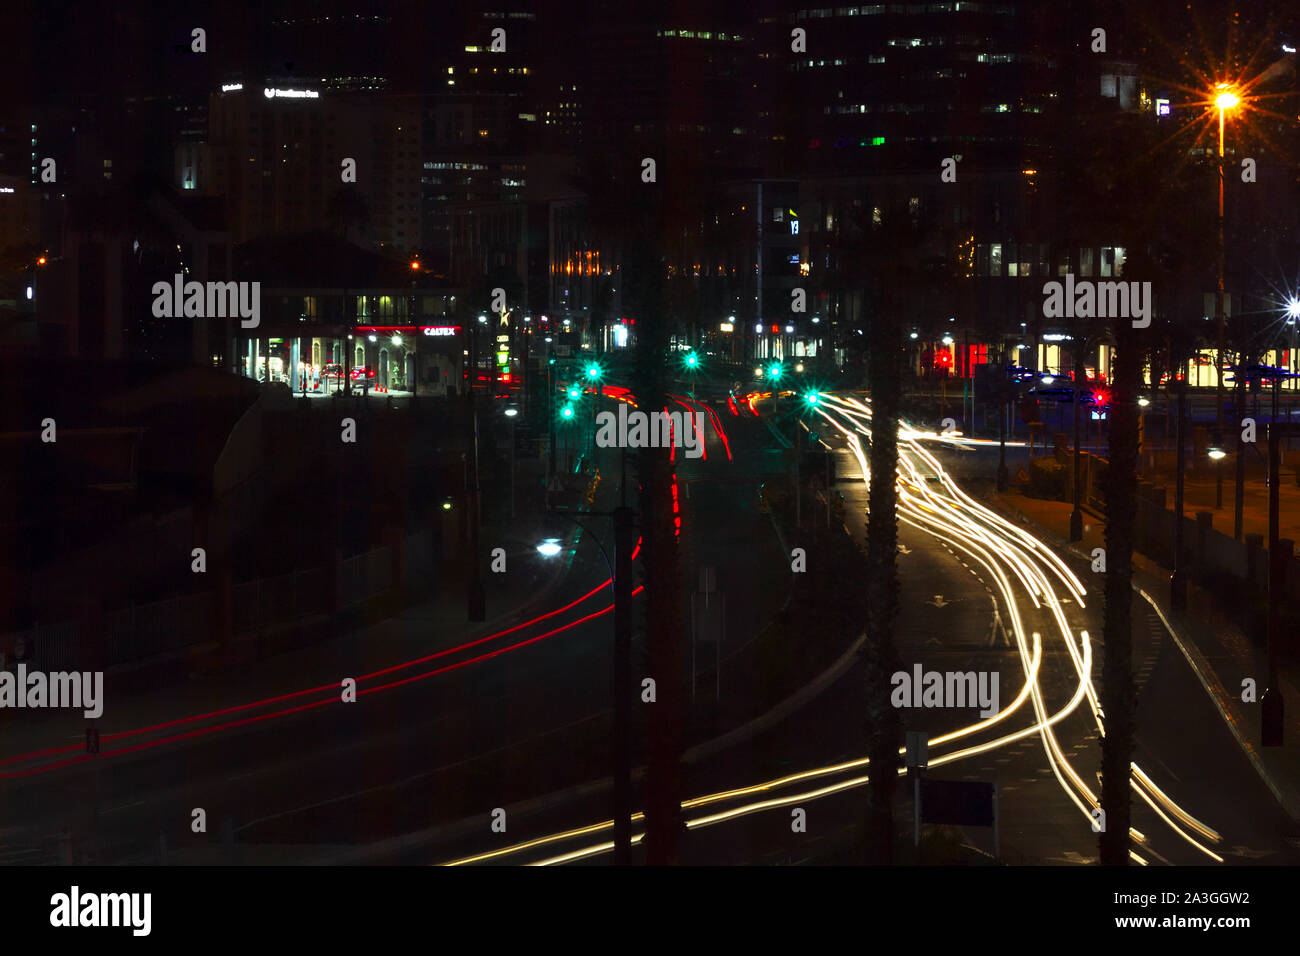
left=3, top=541, right=400, bottom=672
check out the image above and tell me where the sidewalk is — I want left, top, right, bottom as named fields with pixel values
left=1142, top=465, right=1300, bottom=553
left=987, top=486, right=1300, bottom=824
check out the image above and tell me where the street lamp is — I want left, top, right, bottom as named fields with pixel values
left=1212, top=83, right=1240, bottom=510
left=505, top=407, right=518, bottom=517
left=1287, top=298, right=1300, bottom=420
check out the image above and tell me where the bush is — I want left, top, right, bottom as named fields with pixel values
left=1028, top=455, right=1069, bottom=500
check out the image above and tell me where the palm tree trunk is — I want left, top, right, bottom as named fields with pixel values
left=630, top=209, right=685, bottom=866
left=864, top=298, right=904, bottom=863
left=1100, top=321, right=1140, bottom=865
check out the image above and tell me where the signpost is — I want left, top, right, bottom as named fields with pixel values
left=691, top=567, right=725, bottom=703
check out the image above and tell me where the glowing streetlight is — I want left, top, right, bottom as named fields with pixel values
left=1214, top=87, right=1240, bottom=112
left=1286, top=298, right=1300, bottom=321
left=536, top=538, right=563, bottom=557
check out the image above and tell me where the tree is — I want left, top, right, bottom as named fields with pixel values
left=825, top=196, right=947, bottom=862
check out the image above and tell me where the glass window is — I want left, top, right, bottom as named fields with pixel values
left=1006, top=242, right=1017, bottom=277
left=989, top=243, right=1002, bottom=276
left=1056, top=248, right=1070, bottom=276
left=1079, top=247, right=1095, bottom=276
left=1100, top=247, right=1114, bottom=277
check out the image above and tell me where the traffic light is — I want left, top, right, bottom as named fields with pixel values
left=586, top=363, right=602, bottom=381
left=561, top=404, right=575, bottom=420
left=768, top=363, right=784, bottom=382
left=548, top=353, right=556, bottom=366
left=568, top=385, right=581, bottom=400
left=685, top=352, right=699, bottom=369
left=805, top=390, right=820, bottom=406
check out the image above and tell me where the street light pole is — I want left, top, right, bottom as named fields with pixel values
left=1171, top=380, right=1188, bottom=609
left=1263, top=421, right=1285, bottom=746
left=1213, top=86, right=1238, bottom=511
left=1070, top=341, right=1084, bottom=541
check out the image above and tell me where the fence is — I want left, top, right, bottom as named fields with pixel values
left=105, top=591, right=211, bottom=665
left=0, top=620, right=82, bottom=672
left=339, top=545, right=392, bottom=609
left=0, top=537, right=409, bottom=673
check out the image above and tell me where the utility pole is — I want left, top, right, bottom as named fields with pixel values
left=548, top=351, right=556, bottom=484
left=1263, top=421, right=1284, bottom=746
left=612, top=505, right=635, bottom=863
left=1070, top=343, right=1084, bottom=541
left=1215, top=98, right=1228, bottom=511
left=1171, top=381, right=1188, bottom=609
left=1234, top=358, right=1246, bottom=540
left=794, top=420, right=802, bottom=527
left=466, top=386, right=485, bottom=622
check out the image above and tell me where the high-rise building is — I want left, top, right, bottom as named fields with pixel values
left=202, top=82, right=421, bottom=252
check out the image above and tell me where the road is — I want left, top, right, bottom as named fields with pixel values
left=2, top=386, right=1295, bottom=866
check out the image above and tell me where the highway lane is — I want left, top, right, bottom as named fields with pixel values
left=459, top=392, right=1298, bottom=865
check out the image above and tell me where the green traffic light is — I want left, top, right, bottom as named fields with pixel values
left=685, top=352, right=698, bottom=368
left=806, top=391, right=820, bottom=405
left=586, top=364, right=602, bottom=380
left=768, top=364, right=784, bottom=381
left=568, top=386, right=581, bottom=400
left=561, top=404, right=575, bottom=419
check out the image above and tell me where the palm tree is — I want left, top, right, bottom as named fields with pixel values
left=825, top=196, right=948, bottom=862
left=1060, top=103, right=1218, bottom=866
left=575, top=144, right=693, bottom=864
